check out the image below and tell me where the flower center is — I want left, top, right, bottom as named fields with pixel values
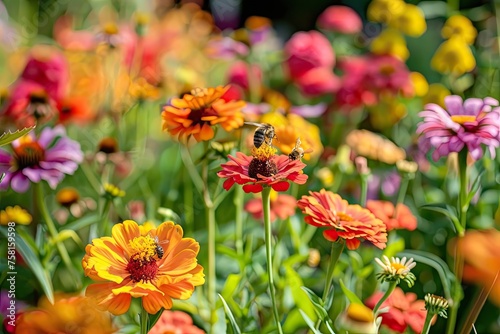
left=337, top=212, right=353, bottom=222
left=103, top=23, right=119, bottom=35
left=451, top=115, right=476, bottom=124
left=13, top=141, right=45, bottom=169
left=126, top=235, right=159, bottom=282
left=248, top=159, right=278, bottom=179
left=379, top=64, right=395, bottom=76
left=391, top=263, right=407, bottom=272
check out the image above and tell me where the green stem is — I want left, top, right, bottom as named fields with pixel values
left=234, top=186, right=244, bottom=255
left=446, top=149, right=468, bottom=334
left=359, top=174, right=369, bottom=207
left=322, top=241, right=345, bottom=302
left=421, top=311, right=435, bottom=334
left=140, top=306, right=148, bottom=334
left=393, top=175, right=410, bottom=218
left=373, top=281, right=398, bottom=314
left=262, top=187, right=284, bottom=334
left=34, top=183, right=80, bottom=287
left=99, top=199, right=112, bottom=237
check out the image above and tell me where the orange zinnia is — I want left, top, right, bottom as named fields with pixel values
left=161, top=86, right=245, bottom=142
left=366, top=200, right=417, bottom=231
left=16, top=294, right=116, bottom=334
left=297, top=189, right=387, bottom=250
left=82, top=220, right=204, bottom=315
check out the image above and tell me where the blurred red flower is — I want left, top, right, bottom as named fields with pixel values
left=366, top=200, right=417, bottom=231
left=317, top=6, right=363, bottom=34
left=284, top=30, right=335, bottom=80
left=245, top=191, right=297, bottom=222
left=365, top=287, right=427, bottom=333
left=295, top=67, right=340, bottom=97
left=149, top=310, right=204, bottom=334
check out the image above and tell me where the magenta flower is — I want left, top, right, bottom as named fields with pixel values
left=317, top=5, right=363, bottom=34
left=0, top=126, right=83, bottom=193
left=417, top=95, right=500, bottom=161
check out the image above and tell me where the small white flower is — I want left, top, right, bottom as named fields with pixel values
left=375, top=256, right=417, bottom=287
left=424, top=294, right=449, bottom=318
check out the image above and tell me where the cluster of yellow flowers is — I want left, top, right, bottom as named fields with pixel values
left=431, top=15, right=477, bottom=75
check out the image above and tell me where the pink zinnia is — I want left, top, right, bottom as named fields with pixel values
left=217, top=146, right=308, bottom=193
left=417, top=95, right=500, bottom=161
left=0, top=126, right=83, bottom=193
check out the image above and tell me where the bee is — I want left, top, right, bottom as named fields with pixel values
left=245, top=122, right=276, bottom=148
left=288, top=138, right=313, bottom=161
left=152, top=236, right=169, bottom=260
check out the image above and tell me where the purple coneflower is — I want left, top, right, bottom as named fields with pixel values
left=417, top=95, right=500, bottom=161
left=0, top=126, right=83, bottom=193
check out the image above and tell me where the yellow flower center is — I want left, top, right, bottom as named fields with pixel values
left=251, top=145, right=277, bottom=160
left=103, top=23, right=119, bottom=35
left=391, top=263, right=406, bottom=271
left=338, top=212, right=353, bottom=222
left=346, top=303, right=375, bottom=323
left=56, top=188, right=80, bottom=207
left=451, top=115, right=476, bottom=124
left=129, top=235, right=157, bottom=262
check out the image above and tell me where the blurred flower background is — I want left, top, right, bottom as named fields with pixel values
left=0, top=0, right=499, bottom=333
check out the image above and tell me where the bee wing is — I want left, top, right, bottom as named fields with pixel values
left=244, top=122, right=264, bottom=128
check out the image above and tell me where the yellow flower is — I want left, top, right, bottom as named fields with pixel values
left=56, top=187, right=81, bottom=208
left=16, top=294, right=116, bottom=334
left=423, top=83, right=451, bottom=108
left=410, top=72, right=428, bottom=97
left=442, top=15, right=477, bottom=45
left=259, top=112, right=323, bottom=161
left=346, top=129, right=406, bottom=165
left=389, top=4, right=426, bottom=37
left=431, top=37, right=476, bottom=75
left=368, top=96, right=407, bottom=130
left=0, top=206, right=32, bottom=225
left=103, top=183, right=125, bottom=198
left=129, top=77, right=160, bottom=101
left=370, top=29, right=409, bottom=60
left=82, top=220, right=204, bottom=315
left=367, top=0, right=406, bottom=24
left=337, top=304, right=378, bottom=334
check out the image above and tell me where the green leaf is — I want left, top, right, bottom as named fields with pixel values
left=301, top=286, right=329, bottom=320
left=0, top=226, right=54, bottom=304
left=383, top=237, right=405, bottom=258
left=50, top=229, right=83, bottom=248
left=339, top=279, right=363, bottom=305
left=220, top=274, right=243, bottom=318
left=219, top=294, right=242, bottom=334
left=420, top=204, right=460, bottom=231
left=399, top=250, right=455, bottom=301
left=465, top=169, right=485, bottom=204
left=298, top=309, right=323, bottom=334
left=0, top=126, right=35, bottom=146
left=148, top=307, right=164, bottom=331
left=324, top=283, right=335, bottom=312
left=63, top=214, right=100, bottom=231
left=284, top=265, right=316, bottom=323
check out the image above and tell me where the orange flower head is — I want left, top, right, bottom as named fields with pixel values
left=161, top=86, right=246, bottom=142
left=366, top=200, right=417, bottom=231
left=297, top=189, right=387, bottom=250
left=82, top=220, right=205, bottom=315
left=244, top=190, right=297, bottom=222
left=456, top=229, right=500, bottom=306
left=16, top=294, right=116, bottom=334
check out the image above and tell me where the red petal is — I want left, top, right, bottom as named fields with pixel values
left=271, top=181, right=290, bottom=192
left=243, top=184, right=263, bottom=193
left=223, top=178, right=235, bottom=191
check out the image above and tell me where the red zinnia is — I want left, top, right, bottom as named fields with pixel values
left=297, top=189, right=387, bottom=250
left=217, top=145, right=307, bottom=193
left=245, top=190, right=297, bottom=222
left=365, top=287, right=427, bottom=334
